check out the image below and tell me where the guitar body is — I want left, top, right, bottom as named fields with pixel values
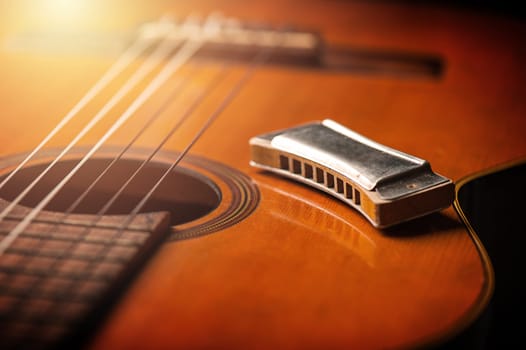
left=1, top=1, right=525, bottom=348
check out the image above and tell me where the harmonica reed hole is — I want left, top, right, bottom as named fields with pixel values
left=292, top=159, right=301, bottom=174
left=279, top=155, right=289, bottom=170
left=326, top=173, right=335, bottom=188
left=315, top=168, right=324, bottom=183
left=345, top=183, right=353, bottom=199
left=336, top=178, right=344, bottom=193
left=304, top=163, right=313, bottom=179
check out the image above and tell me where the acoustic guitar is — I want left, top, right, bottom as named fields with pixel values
left=0, top=0, right=525, bottom=349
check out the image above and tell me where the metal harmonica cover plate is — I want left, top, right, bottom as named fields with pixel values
left=249, top=119, right=454, bottom=228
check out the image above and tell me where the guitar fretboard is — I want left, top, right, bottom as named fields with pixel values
left=0, top=209, right=170, bottom=350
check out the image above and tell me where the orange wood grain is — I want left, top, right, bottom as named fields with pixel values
left=1, top=0, right=525, bottom=349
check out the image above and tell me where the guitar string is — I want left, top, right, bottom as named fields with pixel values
left=0, top=14, right=221, bottom=256
left=6, top=24, right=273, bottom=332
left=89, top=66, right=229, bottom=220
left=23, top=64, right=225, bottom=246
left=65, top=25, right=277, bottom=260
left=109, top=30, right=279, bottom=236
left=0, top=15, right=224, bottom=325
left=0, top=35, right=151, bottom=193
left=0, top=65, right=197, bottom=274
left=0, top=16, right=188, bottom=224
left=58, top=65, right=198, bottom=220
left=2, top=21, right=279, bottom=337
left=0, top=13, right=178, bottom=332
left=34, top=39, right=276, bottom=323
left=0, top=66, right=226, bottom=322
left=55, top=21, right=279, bottom=235
left=0, top=31, right=183, bottom=254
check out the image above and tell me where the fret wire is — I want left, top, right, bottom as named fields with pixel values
left=0, top=230, right=144, bottom=247
left=0, top=261, right=119, bottom=283
left=2, top=216, right=154, bottom=232
left=1, top=277, right=103, bottom=304
left=6, top=247, right=131, bottom=265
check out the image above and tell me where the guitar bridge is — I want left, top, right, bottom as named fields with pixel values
left=249, top=119, right=454, bottom=228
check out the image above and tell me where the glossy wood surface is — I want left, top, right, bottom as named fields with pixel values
left=1, top=1, right=525, bottom=349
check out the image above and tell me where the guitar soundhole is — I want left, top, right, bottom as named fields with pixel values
left=0, top=158, right=221, bottom=226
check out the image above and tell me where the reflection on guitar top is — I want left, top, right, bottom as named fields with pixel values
left=260, top=182, right=379, bottom=267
